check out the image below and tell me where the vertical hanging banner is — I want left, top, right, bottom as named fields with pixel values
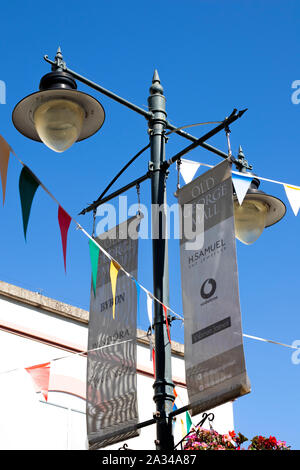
left=86, top=214, right=142, bottom=449
left=176, top=159, right=250, bottom=416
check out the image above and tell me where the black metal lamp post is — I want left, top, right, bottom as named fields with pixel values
left=12, top=48, right=286, bottom=451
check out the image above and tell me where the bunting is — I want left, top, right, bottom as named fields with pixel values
left=0, top=134, right=11, bottom=205
left=19, top=166, right=40, bottom=240
left=176, top=157, right=300, bottom=217
left=232, top=172, right=253, bottom=205
left=88, top=238, right=100, bottom=296
left=180, top=419, right=186, bottom=438
left=186, top=411, right=193, bottom=432
left=25, top=362, right=50, bottom=402
left=134, top=279, right=140, bottom=321
left=58, top=205, right=72, bottom=272
left=146, top=293, right=153, bottom=329
left=147, top=292, right=155, bottom=364
left=2, top=130, right=300, bottom=365
left=149, top=331, right=154, bottom=363
left=172, top=387, right=178, bottom=411
left=109, top=260, right=120, bottom=320
left=180, top=159, right=201, bottom=184
left=284, top=184, right=300, bottom=216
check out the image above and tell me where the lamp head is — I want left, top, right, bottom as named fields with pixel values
left=234, top=175, right=286, bottom=245
left=12, top=48, right=105, bottom=152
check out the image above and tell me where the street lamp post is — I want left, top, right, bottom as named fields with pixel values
left=12, top=48, right=286, bottom=450
left=148, top=71, right=174, bottom=450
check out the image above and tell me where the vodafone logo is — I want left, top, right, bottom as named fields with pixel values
left=200, top=278, right=217, bottom=299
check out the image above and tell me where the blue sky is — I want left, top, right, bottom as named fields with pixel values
left=0, top=0, right=299, bottom=449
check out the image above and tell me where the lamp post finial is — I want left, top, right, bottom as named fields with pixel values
left=150, top=69, right=163, bottom=95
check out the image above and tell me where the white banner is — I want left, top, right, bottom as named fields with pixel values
left=176, top=160, right=250, bottom=416
left=87, top=215, right=141, bottom=449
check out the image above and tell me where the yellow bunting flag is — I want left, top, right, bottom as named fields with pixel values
left=110, top=260, right=120, bottom=319
left=180, top=419, right=187, bottom=439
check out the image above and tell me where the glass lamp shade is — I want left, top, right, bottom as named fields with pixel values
left=234, top=199, right=268, bottom=245
left=34, top=99, right=85, bottom=152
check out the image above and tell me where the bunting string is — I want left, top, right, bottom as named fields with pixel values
left=0, top=333, right=150, bottom=377
left=1, top=134, right=300, bottom=355
left=0, top=330, right=298, bottom=378
left=179, top=158, right=300, bottom=214
left=179, top=158, right=300, bottom=192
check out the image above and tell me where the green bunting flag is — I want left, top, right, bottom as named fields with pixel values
left=88, top=239, right=100, bottom=296
left=186, top=411, right=193, bottom=432
left=19, top=166, right=40, bottom=240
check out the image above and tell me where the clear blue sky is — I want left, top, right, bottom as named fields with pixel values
left=0, top=0, right=299, bottom=449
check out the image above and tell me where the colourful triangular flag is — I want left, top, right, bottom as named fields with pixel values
left=152, top=348, right=155, bottom=377
left=180, top=419, right=187, bottom=438
left=180, top=159, right=201, bottom=184
left=19, top=166, right=40, bottom=240
left=172, top=387, right=178, bottom=410
left=89, top=239, right=100, bottom=296
left=58, top=206, right=72, bottom=272
left=232, top=172, right=253, bottom=205
left=25, top=362, right=51, bottom=402
left=134, top=279, right=140, bottom=321
left=186, top=411, right=193, bottom=432
left=149, top=333, right=154, bottom=362
left=284, top=184, right=300, bottom=216
left=110, top=260, right=120, bottom=319
left=0, top=134, right=11, bottom=205
left=146, top=293, right=153, bottom=328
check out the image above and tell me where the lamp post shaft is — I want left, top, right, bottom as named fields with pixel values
left=148, top=71, right=175, bottom=451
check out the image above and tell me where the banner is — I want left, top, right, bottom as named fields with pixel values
left=86, top=215, right=141, bottom=449
left=176, top=160, right=250, bottom=416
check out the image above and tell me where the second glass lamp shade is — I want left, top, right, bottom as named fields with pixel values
left=234, top=199, right=268, bottom=245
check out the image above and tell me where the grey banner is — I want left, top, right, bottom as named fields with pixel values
left=86, top=216, right=141, bottom=449
left=176, top=160, right=250, bottom=416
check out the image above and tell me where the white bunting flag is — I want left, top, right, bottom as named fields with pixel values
left=149, top=334, right=154, bottom=362
left=146, top=293, right=154, bottom=361
left=232, top=173, right=253, bottom=205
left=180, top=159, right=201, bottom=184
left=284, top=184, right=300, bottom=216
left=147, top=293, right=153, bottom=328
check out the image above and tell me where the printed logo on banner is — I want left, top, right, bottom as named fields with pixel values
left=188, top=238, right=226, bottom=267
left=200, top=278, right=217, bottom=299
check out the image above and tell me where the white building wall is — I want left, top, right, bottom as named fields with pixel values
left=0, top=282, right=234, bottom=450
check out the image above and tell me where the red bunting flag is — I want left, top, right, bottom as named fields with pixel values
left=0, top=134, right=11, bottom=205
left=58, top=205, right=72, bottom=272
left=152, top=348, right=155, bottom=377
left=25, top=362, right=51, bottom=402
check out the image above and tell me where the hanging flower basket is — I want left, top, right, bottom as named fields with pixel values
left=183, top=427, right=290, bottom=451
